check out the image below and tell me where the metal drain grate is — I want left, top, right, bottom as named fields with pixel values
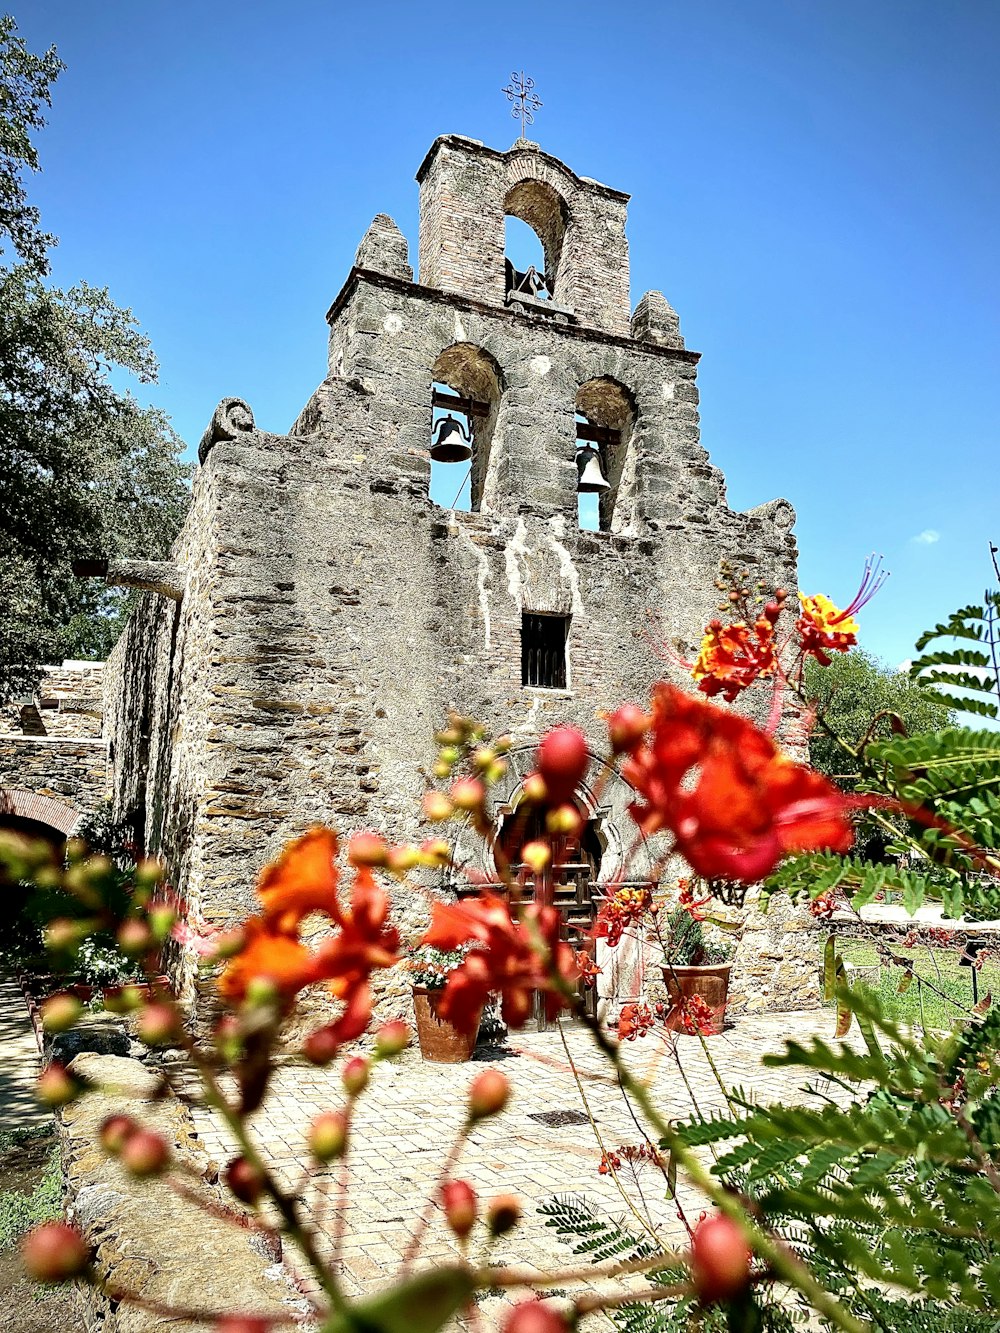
left=527, top=1109, right=589, bottom=1128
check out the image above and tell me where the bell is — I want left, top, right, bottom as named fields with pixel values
left=576, top=444, right=610, bottom=493
left=430, top=414, right=473, bottom=463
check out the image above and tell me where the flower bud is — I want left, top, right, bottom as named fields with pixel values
left=21, top=1222, right=89, bottom=1283
left=418, top=838, right=451, bottom=868
left=348, top=833, right=389, bottom=867
left=387, top=845, right=421, bottom=874
left=434, top=726, right=463, bottom=747
left=502, top=1300, right=570, bottom=1333
left=135, top=857, right=164, bottom=888
left=342, top=1056, right=370, bottom=1096
left=310, top=1111, right=348, bottom=1163
left=774, top=587, right=788, bottom=602
left=37, top=1062, right=81, bottom=1108
left=225, top=1155, right=265, bottom=1205
left=521, top=840, right=551, bottom=875
left=521, top=772, right=547, bottom=804
left=214, top=1317, right=272, bottom=1333
left=606, top=704, right=649, bottom=755
left=102, top=983, right=145, bottom=1014
left=303, top=1025, right=340, bottom=1066
left=120, top=1128, right=171, bottom=1177
left=243, top=976, right=280, bottom=1008
left=432, top=760, right=452, bottom=779
left=468, top=1069, right=510, bottom=1121
left=65, top=838, right=88, bottom=865
left=44, top=918, right=88, bottom=953
left=148, top=902, right=177, bottom=941
left=99, top=1113, right=137, bottom=1155
left=41, top=993, right=82, bottom=1034
left=207, top=928, right=246, bottom=963
left=689, top=1212, right=751, bottom=1304
left=423, top=791, right=454, bottom=822
left=117, top=918, right=153, bottom=957
left=440, top=1179, right=477, bottom=1239
left=487, top=1193, right=522, bottom=1236
left=449, top=777, right=485, bottom=812
left=484, top=759, right=508, bottom=786
left=537, top=727, right=588, bottom=801
left=215, top=1014, right=244, bottom=1063
left=545, top=805, right=583, bottom=838
left=374, top=1020, right=410, bottom=1058
left=471, top=747, right=496, bottom=772
left=762, top=600, right=782, bottom=624
left=138, top=1002, right=181, bottom=1047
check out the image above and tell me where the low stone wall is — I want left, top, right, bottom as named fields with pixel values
left=60, top=1053, right=308, bottom=1332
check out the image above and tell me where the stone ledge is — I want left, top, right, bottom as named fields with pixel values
left=60, top=1053, right=308, bottom=1332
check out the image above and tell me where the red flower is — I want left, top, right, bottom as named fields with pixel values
left=676, top=993, right=715, bottom=1035
left=420, top=893, right=579, bottom=1033
left=678, top=878, right=712, bottom=922
left=617, top=1002, right=654, bottom=1041
left=314, top=866, right=400, bottom=1001
left=594, top=884, right=652, bottom=947
left=797, top=555, right=887, bottom=665
left=624, top=685, right=854, bottom=884
left=691, top=617, right=776, bottom=702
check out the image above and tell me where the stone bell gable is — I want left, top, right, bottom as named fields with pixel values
left=101, top=134, right=803, bottom=1012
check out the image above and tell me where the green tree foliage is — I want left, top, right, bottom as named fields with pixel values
left=805, top=649, right=953, bottom=783
left=0, top=15, right=191, bottom=698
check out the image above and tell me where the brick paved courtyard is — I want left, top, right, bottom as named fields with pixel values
left=188, top=1009, right=857, bottom=1325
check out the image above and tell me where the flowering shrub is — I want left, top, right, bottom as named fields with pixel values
left=4, top=561, right=1000, bottom=1331
left=407, top=943, right=476, bottom=991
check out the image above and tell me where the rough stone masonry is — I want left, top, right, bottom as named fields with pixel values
left=100, top=133, right=812, bottom=1016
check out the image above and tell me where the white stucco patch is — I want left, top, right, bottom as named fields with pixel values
left=454, top=313, right=467, bottom=342
left=382, top=313, right=404, bottom=336
left=661, top=380, right=675, bottom=401
left=529, top=355, right=551, bottom=377
left=504, top=516, right=529, bottom=607
left=547, top=516, right=584, bottom=615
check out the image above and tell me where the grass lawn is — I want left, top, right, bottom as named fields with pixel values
left=829, top=937, right=1000, bottom=1033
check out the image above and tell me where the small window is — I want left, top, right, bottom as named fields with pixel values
left=521, top=613, right=569, bottom=689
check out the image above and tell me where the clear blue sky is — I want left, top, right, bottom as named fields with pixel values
left=18, top=1, right=1000, bottom=670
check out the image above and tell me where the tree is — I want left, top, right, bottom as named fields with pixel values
left=0, top=15, right=191, bottom=698
left=805, top=648, right=953, bottom=782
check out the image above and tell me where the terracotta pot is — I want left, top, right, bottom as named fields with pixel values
left=661, top=963, right=732, bottom=1035
left=412, top=987, right=482, bottom=1063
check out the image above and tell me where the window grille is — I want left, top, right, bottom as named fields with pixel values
left=521, top=613, right=568, bottom=689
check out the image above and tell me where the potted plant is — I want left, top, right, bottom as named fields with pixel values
left=659, top=906, right=734, bottom=1035
left=407, top=943, right=483, bottom=1063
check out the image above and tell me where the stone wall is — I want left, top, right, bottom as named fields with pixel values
left=2, top=661, right=104, bottom=738
left=60, top=1053, right=301, bottom=1332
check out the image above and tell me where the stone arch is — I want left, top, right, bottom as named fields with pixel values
left=503, top=178, right=569, bottom=304
left=575, top=377, right=638, bottom=534
left=430, top=342, right=504, bottom=514
left=0, top=787, right=81, bottom=840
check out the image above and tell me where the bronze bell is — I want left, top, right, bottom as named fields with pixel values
left=430, top=414, right=473, bottom=463
left=576, top=444, right=610, bottom=493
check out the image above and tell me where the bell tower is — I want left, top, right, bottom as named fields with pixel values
left=104, top=131, right=808, bottom=1017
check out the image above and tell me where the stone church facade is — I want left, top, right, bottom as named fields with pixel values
left=91, top=134, right=811, bottom=1013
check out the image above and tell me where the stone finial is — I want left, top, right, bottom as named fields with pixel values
left=631, top=291, right=684, bottom=349
left=198, top=398, right=255, bottom=464
left=354, top=214, right=413, bottom=282
left=106, top=559, right=186, bottom=602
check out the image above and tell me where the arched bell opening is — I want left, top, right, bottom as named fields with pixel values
left=575, top=378, right=637, bottom=534
left=503, top=179, right=567, bottom=306
left=429, top=344, right=502, bottom=514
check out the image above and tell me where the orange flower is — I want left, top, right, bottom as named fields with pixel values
left=217, top=917, right=317, bottom=1004
left=218, top=828, right=399, bottom=1028
left=257, top=827, right=339, bottom=933
left=624, top=684, right=853, bottom=883
left=691, top=617, right=775, bottom=701
left=421, top=893, right=579, bottom=1033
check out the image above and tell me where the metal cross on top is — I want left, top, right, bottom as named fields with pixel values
left=502, top=71, right=542, bottom=139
